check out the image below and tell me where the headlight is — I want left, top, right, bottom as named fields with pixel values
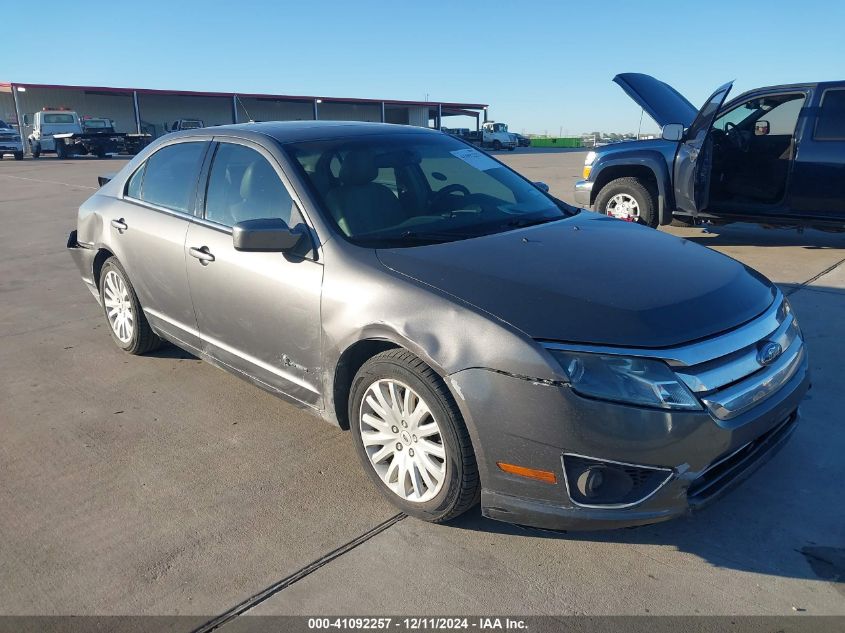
left=550, top=351, right=701, bottom=410
left=582, top=151, right=597, bottom=179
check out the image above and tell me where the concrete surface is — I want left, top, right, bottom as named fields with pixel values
left=0, top=151, right=842, bottom=624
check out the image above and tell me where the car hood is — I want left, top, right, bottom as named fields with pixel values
left=613, top=73, right=698, bottom=128
left=376, top=213, right=776, bottom=348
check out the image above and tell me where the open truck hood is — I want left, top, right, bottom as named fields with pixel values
left=613, top=73, right=699, bottom=128
left=377, top=213, right=776, bottom=349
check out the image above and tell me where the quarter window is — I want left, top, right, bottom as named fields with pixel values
left=125, top=163, right=145, bottom=199
left=205, top=143, right=298, bottom=227
left=139, top=142, right=207, bottom=213
left=815, top=89, right=845, bottom=140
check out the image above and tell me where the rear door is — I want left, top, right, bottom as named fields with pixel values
left=673, top=82, right=733, bottom=215
left=789, top=87, right=845, bottom=219
left=114, top=139, right=210, bottom=349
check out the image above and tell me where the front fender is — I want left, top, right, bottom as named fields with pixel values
left=591, top=150, right=675, bottom=224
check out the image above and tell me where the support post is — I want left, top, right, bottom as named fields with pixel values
left=313, top=98, right=319, bottom=120
left=437, top=103, right=442, bottom=130
left=132, top=91, right=141, bottom=134
left=11, top=84, right=26, bottom=154
left=232, top=95, right=239, bottom=124
left=380, top=101, right=385, bottom=123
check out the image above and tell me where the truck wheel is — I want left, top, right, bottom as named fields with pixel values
left=14, top=152, right=23, bottom=161
left=55, top=142, right=67, bottom=159
left=507, top=146, right=515, bottom=151
left=493, top=140, right=502, bottom=151
left=30, top=142, right=41, bottom=158
left=594, top=177, right=658, bottom=228
left=99, top=257, right=162, bottom=355
left=349, top=349, right=480, bottom=523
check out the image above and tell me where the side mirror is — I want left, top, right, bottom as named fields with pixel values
left=661, top=123, right=684, bottom=142
left=232, top=218, right=306, bottom=253
left=534, top=181, right=550, bottom=193
left=754, top=120, right=770, bottom=136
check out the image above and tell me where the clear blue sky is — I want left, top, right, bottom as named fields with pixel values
left=3, top=0, right=843, bottom=135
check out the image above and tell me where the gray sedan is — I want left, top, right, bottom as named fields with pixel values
left=67, top=122, right=809, bottom=529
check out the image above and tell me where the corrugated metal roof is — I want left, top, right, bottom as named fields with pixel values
left=0, top=81, right=487, bottom=110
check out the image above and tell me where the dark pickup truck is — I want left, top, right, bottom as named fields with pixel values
left=575, top=73, right=845, bottom=231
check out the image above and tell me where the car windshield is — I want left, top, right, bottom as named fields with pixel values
left=284, top=133, right=574, bottom=247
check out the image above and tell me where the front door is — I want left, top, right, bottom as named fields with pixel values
left=185, top=139, right=323, bottom=408
left=673, top=82, right=733, bottom=215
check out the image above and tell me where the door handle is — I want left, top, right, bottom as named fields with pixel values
left=110, top=218, right=127, bottom=233
left=189, top=246, right=215, bottom=265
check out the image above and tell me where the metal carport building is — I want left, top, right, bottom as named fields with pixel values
left=0, top=82, right=488, bottom=154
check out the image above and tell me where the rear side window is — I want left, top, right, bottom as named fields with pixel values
left=140, top=142, right=207, bottom=213
left=815, top=89, right=845, bottom=140
left=204, top=142, right=298, bottom=227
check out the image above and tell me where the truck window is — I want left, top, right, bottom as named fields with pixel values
left=140, top=142, right=207, bottom=213
left=814, top=89, right=845, bottom=140
left=43, top=114, right=76, bottom=124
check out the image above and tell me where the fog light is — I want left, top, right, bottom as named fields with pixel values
left=563, top=454, right=673, bottom=508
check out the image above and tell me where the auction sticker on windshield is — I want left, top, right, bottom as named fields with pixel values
left=450, top=148, right=501, bottom=171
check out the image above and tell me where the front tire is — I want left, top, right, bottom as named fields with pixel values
left=30, top=141, right=41, bottom=158
left=594, top=177, right=658, bottom=227
left=55, top=142, right=67, bottom=159
left=350, top=349, right=479, bottom=523
left=14, top=151, right=23, bottom=161
left=99, top=257, right=161, bottom=355
left=492, top=140, right=502, bottom=151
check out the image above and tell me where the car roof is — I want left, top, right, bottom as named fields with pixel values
left=188, top=120, right=440, bottom=144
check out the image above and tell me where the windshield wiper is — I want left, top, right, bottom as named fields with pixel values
left=359, top=230, right=475, bottom=247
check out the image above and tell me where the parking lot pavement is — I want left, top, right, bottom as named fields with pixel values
left=1, top=154, right=843, bottom=622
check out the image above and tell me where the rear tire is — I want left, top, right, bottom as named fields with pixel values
left=670, top=216, right=696, bottom=227
left=98, top=257, right=162, bottom=355
left=349, top=349, right=479, bottom=523
left=594, top=177, right=658, bottom=227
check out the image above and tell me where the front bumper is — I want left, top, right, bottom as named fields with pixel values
left=0, top=141, right=22, bottom=153
left=574, top=180, right=593, bottom=206
left=449, top=352, right=809, bottom=531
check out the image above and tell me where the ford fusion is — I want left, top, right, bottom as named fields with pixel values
left=67, top=122, right=809, bottom=529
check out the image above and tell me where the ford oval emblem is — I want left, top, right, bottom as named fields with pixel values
left=757, top=341, right=783, bottom=366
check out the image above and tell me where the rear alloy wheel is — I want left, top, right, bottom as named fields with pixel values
left=594, top=177, right=658, bottom=227
left=99, top=257, right=161, bottom=355
left=350, top=349, right=479, bottom=522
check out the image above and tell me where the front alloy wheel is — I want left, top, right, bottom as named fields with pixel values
left=350, top=349, right=479, bottom=522
left=360, top=379, right=446, bottom=503
left=606, top=193, right=640, bottom=221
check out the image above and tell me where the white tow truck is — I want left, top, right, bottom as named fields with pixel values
left=448, top=121, right=517, bottom=151
left=27, top=108, right=125, bottom=159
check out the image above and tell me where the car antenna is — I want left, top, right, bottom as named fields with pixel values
left=235, top=95, right=255, bottom=123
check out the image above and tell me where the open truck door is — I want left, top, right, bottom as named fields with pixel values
left=673, top=82, right=733, bottom=215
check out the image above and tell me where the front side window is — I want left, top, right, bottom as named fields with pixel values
left=139, top=142, right=207, bottom=213
left=815, top=89, right=845, bottom=140
left=204, top=142, right=297, bottom=227
left=285, top=134, right=572, bottom=247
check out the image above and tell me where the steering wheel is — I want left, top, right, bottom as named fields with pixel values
left=724, top=122, right=750, bottom=152
left=429, top=183, right=471, bottom=211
